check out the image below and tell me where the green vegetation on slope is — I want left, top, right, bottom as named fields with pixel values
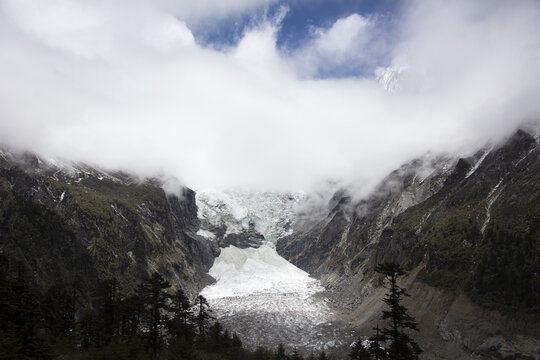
left=52, top=177, right=168, bottom=220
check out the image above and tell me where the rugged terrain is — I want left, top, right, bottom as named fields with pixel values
left=277, top=129, right=540, bottom=359
left=0, top=150, right=217, bottom=298
left=1, top=129, right=538, bottom=359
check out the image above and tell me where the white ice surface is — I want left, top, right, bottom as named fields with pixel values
left=200, top=243, right=352, bottom=351
left=201, top=244, right=324, bottom=299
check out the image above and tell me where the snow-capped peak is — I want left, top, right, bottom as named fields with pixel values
left=375, top=65, right=407, bottom=92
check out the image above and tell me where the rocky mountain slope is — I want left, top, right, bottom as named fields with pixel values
left=0, top=149, right=217, bottom=297
left=277, top=129, right=540, bottom=359
left=1, top=129, right=538, bottom=358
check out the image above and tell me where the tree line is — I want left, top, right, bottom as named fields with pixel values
left=0, top=263, right=337, bottom=360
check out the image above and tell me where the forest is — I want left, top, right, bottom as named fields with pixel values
left=1, top=257, right=420, bottom=360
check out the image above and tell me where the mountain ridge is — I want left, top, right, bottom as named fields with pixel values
left=0, top=149, right=217, bottom=298
left=276, top=129, right=540, bottom=359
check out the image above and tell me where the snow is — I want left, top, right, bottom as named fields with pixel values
left=201, top=244, right=323, bottom=299
left=200, top=244, right=351, bottom=351
left=375, top=66, right=407, bottom=92
left=466, top=147, right=492, bottom=178
left=56, top=191, right=66, bottom=208
left=196, top=189, right=304, bottom=243
left=481, top=179, right=503, bottom=234
left=196, top=229, right=216, bottom=239
left=514, top=146, right=535, bottom=166
left=197, top=192, right=354, bottom=351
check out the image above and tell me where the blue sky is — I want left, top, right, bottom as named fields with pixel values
left=190, top=0, right=403, bottom=77
left=277, top=0, right=399, bottom=46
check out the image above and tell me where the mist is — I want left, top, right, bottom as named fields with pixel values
left=0, top=0, right=539, bottom=195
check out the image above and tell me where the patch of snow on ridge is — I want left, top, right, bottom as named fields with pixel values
left=466, top=147, right=492, bottom=178
left=375, top=65, right=407, bottom=92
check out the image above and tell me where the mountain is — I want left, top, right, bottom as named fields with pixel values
left=0, top=149, right=217, bottom=298
left=277, top=129, right=540, bottom=359
left=375, top=66, right=408, bottom=92
left=1, top=129, right=538, bottom=359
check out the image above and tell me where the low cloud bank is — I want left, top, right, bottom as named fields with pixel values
left=0, top=0, right=538, bottom=195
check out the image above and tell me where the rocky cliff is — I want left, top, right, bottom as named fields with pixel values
left=0, top=149, right=217, bottom=298
left=277, top=129, right=540, bottom=359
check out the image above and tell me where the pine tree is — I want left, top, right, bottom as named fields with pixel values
left=231, top=332, right=243, bottom=354
left=78, top=312, right=99, bottom=349
left=275, top=343, right=287, bottom=359
left=42, top=282, right=81, bottom=338
left=195, top=295, right=213, bottom=339
left=165, top=286, right=195, bottom=342
left=94, top=278, right=123, bottom=344
left=367, top=325, right=386, bottom=360
left=0, top=275, right=53, bottom=359
left=291, top=347, right=303, bottom=360
left=143, top=272, right=171, bottom=357
left=254, top=346, right=272, bottom=360
left=208, top=321, right=224, bottom=351
left=350, top=338, right=370, bottom=360
left=165, top=336, right=196, bottom=360
left=375, top=262, right=422, bottom=360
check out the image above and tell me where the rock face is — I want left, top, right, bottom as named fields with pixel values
left=0, top=149, right=217, bottom=297
left=277, top=129, right=540, bottom=359
left=278, top=153, right=455, bottom=281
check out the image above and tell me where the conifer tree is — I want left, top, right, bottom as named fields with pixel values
left=275, top=343, right=287, bottom=359
left=143, top=272, right=171, bottom=357
left=195, top=295, right=213, bottom=338
left=0, top=274, right=53, bottom=359
left=94, top=278, right=123, bottom=344
left=208, top=321, right=224, bottom=351
left=350, top=338, right=370, bottom=360
left=165, top=286, right=195, bottom=342
left=367, top=325, right=386, bottom=360
left=231, top=332, right=243, bottom=354
left=165, top=336, right=196, bottom=360
left=291, top=347, right=303, bottom=360
left=375, top=262, right=422, bottom=360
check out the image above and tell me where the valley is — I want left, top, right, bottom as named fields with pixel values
left=0, top=129, right=539, bottom=359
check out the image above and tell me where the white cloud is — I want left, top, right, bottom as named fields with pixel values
left=1, top=0, right=113, bottom=58
left=157, top=0, right=279, bottom=21
left=290, top=13, right=390, bottom=77
left=142, top=15, right=195, bottom=52
left=314, top=14, right=371, bottom=55
left=0, top=0, right=538, bottom=195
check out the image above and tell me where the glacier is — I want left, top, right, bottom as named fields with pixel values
left=197, top=190, right=353, bottom=352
